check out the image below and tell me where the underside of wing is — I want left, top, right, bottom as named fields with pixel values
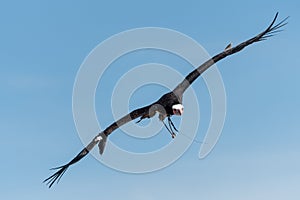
left=44, top=104, right=153, bottom=188
left=173, top=12, right=288, bottom=96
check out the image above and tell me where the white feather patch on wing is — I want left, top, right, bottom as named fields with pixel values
left=97, top=133, right=107, bottom=155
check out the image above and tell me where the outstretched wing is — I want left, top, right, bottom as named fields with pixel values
left=173, top=12, right=288, bottom=96
left=43, top=104, right=152, bottom=188
left=44, top=13, right=288, bottom=188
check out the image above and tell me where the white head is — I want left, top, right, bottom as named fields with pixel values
left=172, top=104, right=184, bottom=116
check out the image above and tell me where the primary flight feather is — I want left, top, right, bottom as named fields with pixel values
left=44, top=13, right=288, bottom=188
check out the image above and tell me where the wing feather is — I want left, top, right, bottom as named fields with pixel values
left=44, top=104, right=152, bottom=188
left=45, top=13, right=288, bottom=188
left=173, top=12, right=288, bottom=96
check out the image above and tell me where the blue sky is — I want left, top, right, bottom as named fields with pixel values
left=1, top=0, right=300, bottom=199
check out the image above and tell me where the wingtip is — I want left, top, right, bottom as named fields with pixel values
left=270, top=12, right=279, bottom=27
left=43, top=165, right=69, bottom=188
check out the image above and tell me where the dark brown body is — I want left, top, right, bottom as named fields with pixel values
left=44, top=13, right=288, bottom=188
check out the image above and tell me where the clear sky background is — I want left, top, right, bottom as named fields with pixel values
left=1, top=1, right=299, bottom=199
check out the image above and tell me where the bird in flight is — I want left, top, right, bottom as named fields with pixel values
left=44, top=13, right=288, bottom=188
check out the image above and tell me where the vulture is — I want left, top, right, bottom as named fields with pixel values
left=44, top=13, right=288, bottom=188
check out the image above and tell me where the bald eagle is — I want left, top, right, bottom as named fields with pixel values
left=44, top=13, right=288, bottom=188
